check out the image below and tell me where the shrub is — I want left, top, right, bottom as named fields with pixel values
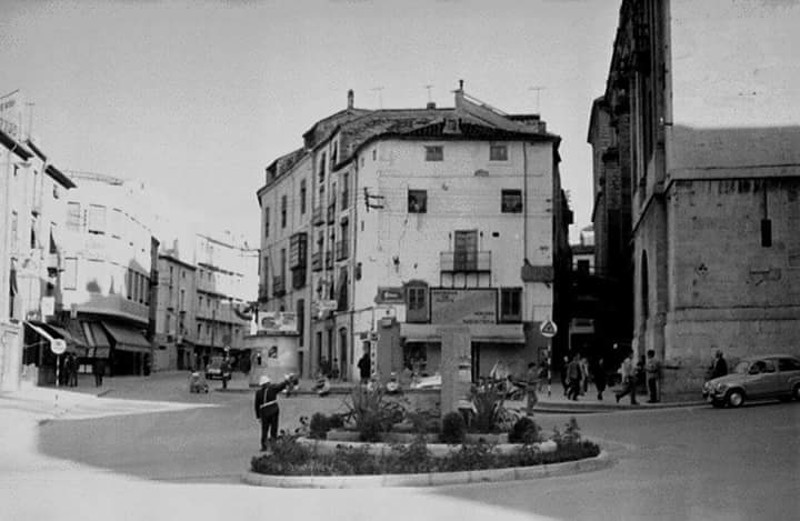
left=309, top=413, right=330, bottom=440
left=440, top=411, right=467, bottom=444
left=341, top=386, right=406, bottom=442
left=440, top=440, right=499, bottom=472
left=251, top=435, right=311, bottom=475
left=384, top=436, right=434, bottom=474
left=469, top=381, right=518, bottom=433
left=508, top=416, right=541, bottom=445
left=405, top=408, right=441, bottom=435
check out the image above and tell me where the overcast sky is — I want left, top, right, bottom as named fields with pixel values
left=1, top=0, right=620, bottom=244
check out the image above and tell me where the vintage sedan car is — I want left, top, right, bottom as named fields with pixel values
left=204, top=358, right=232, bottom=381
left=702, top=354, right=800, bottom=407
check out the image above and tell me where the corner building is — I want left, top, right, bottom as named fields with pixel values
left=601, top=0, right=800, bottom=397
left=258, top=87, right=570, bottom=382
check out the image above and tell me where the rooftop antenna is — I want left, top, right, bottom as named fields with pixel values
left=424, top=84, right=433, bottom=103
left=370, top=86, right=384, bottom=109
left=25, top=101, right=35, bottom=140
left=528, top=86, right=546, bottom=113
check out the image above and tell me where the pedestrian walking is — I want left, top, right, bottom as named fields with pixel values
left=615, top=354, right=638, bottom=404
left=707, top=350, right=728, bottom=380
left=579, top=356, right=591, bottom=395
left=566, top=354, right=583, bottom=401
left=525, top=362, right=540, bottom=416
left=592, top=357, right=608, bottom=401
left=357, top=349, right=371, bottom=385
left=254, top=374, right=291, bottom=450
left=560, top=356, right=569, bottom=396
left=645, top=349, right=663, bottom=403
left=93, top=358, right=105, bottom=387
left=69, top=354, right=79, bottom=387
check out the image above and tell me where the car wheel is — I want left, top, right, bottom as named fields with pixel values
left=727, top=389, right=745, bottom=408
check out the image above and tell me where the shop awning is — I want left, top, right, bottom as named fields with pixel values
left=84, top=322, right=111, bottom=359
left=24, top=321, right=77, bottom=353
left=101, top=322, right=151, bottom=353
left=45, top=324, right=87, bottom=350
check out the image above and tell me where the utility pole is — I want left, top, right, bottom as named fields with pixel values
left=424, top=84, right=433, bottom=103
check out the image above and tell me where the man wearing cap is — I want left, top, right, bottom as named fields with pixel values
left=254, top=374, right=291, bottom=450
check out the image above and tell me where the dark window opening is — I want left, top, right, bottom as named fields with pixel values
left=501, top=189, right=523, bottom=213
left=500, top=288, right=522, bottom=322
left=490, top=144, right=508, bottom=161
left=408, top=190, right=427, bottom=213
left=425, top=146, right=443, bottom=162
left=761, top=219, right=772, bottom=247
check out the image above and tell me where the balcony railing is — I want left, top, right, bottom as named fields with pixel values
left=272, top=276, right=286, bottom=297
left=311, top=251, right=322, bottom=272
left=335, top=239, right=349, bottom=261
left=440, top=251, right=492, bottom=273
left=312, top=206, right=324, bottom=226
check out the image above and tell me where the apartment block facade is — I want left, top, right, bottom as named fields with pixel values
left=600, top=0, right=800, bottom=397
left=258, top=87, right=571, bottom=382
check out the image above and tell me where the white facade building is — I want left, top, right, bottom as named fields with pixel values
left=259, top=87, right=571, bottom=383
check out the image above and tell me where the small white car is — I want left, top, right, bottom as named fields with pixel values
left=702, top=354, right=800, bottom=408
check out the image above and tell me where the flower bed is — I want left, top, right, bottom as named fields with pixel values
left=251, top=418, right=600, bottom=477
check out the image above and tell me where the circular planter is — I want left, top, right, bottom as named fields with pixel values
left=296, top=436, right=557, bottom=457
left=243, top=449, right=610, bottom=488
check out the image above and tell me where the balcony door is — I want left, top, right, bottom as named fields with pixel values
left=454, top=230, right=478, bottom=271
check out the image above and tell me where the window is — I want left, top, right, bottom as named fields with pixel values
left=408, top=287, right=426, bottom=311
left=500, top=288, right=522, bottom=322
left=88, top=204, right=106, bottom=234
left=761, top=219, right=772, bottom=247
left=10, top=211, right=18, bottom=251
left=67, top=202, right=81, bottom=231
left=49, top=223, right=57, bottom=254
left=577, top=260, right=590, bottom=275
left=490, top=144, right=508, bottom=161
left=406, top=285, right=428, bottom=323
left=501, top=189, right=523, bottom=213
left=264, top=207, right=270, bottom=238
left=408, top=190, right=427, bottom=213
left=63, top=258, right=78, bottom=290
left=319, top=153, right=326, bottom=180
left=30, top=216, right=37, bottom=249
left=281, top=195, right=287, bottom=228
left=425, top=146, right=443, bottom=161
left=341, top=173, right=349, bottom=209
left=110, top=209, right=123, bottom=239
left=300, top=179, right=307, bottom=215
left=778, top=358, right=800, bottom=372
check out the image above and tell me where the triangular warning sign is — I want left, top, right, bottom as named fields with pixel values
left=540, top=320, right=558, bottom=338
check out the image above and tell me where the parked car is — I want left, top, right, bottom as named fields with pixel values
left=205, top=358, right=232, bottom=381
left=702, top=354, right=800, bottom=407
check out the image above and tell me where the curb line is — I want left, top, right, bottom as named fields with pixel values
left=241, top=450, right=612, bottom=489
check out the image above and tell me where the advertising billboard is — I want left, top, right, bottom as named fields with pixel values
left=430, top=288, right=497, bottom=325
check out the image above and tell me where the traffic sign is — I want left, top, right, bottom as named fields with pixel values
left=539, top=319, right=558, bottom=338
left=50, top=339, right=67, bottom=355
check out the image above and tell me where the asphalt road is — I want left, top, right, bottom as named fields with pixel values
left=37, top=375, right=800, bottom=520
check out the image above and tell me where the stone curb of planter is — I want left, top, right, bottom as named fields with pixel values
left=242, top=450, right=611, bottom=489
left=294, top=436, right=558, bottom=456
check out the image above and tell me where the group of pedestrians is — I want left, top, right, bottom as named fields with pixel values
left=59, top=353, right=80, bottom=387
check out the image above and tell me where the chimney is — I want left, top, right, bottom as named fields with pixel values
left=426, top=102, right=436, bottom=109
left=347, top=89, right=354, bottom=109
left=458, top=79, right=464, bottom=91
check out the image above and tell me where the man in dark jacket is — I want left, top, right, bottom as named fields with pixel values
left=254, top=374, right=290, bottom=450
left=357, top=350, right=371, bottom=385
left=708, top=350, right=728, bottom=380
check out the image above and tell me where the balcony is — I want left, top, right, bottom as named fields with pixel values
left=440, top=251, right=492, bottom=273
left=272, top=276, right=286, bottom=297
left=311, top=251, right=322, bottom=272
left=326, top=203, right=336, bottom=224
left=335, top=239, right=349, bottom=261
left=312, top=206, right=324, bottom=226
